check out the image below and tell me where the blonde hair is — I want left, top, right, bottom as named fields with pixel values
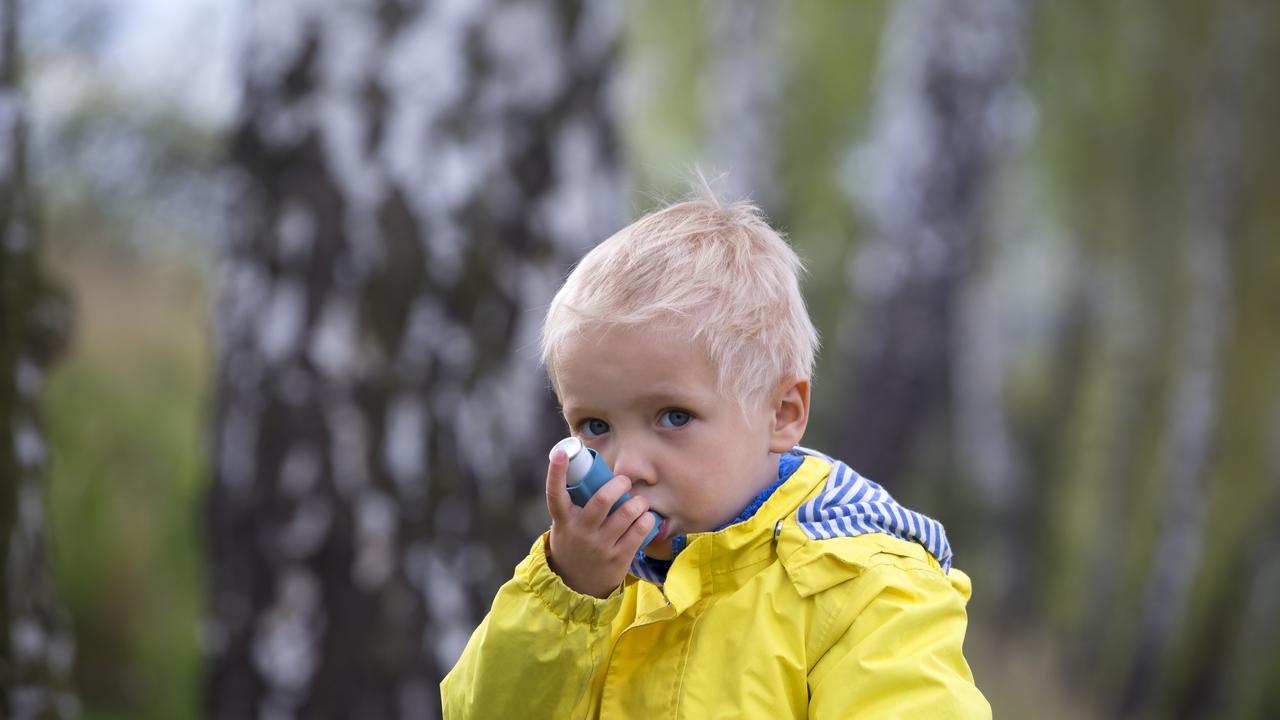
left=541, top=186, right=819, bottom=409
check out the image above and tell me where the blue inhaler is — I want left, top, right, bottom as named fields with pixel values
left=551, top=437, right=663, bottom=548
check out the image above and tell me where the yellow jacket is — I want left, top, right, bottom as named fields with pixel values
left=441, top=454, right=990, bottom=719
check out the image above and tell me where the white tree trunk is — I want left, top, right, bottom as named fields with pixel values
left=1119, top=4, right=1247, bottom=713
left=837, top=0, right=1029, bottom=508
left=703, top=0, right=782, bottom=212
left=1, top=0, right=78, bottom=715
left=207, top=1, right=625, bottom=717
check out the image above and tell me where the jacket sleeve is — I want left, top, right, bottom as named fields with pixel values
left=440, top=533, right=623, bottom=720
left=807, top=564, right=991, bottom=719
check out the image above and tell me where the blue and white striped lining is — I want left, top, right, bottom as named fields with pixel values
left=793, top=446, right=953, bottom=572
left=630, top=553, right=666, bottom=583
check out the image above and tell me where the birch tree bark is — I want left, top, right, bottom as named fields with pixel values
left=703, top=0, right=781, bottom=214
left=206, top=1, right=625, bottom=717
left=0, top=0, right=77, bottom=716
left=837, top=0, right=1029, bottom=567
left=1118, top=4, right=1246, bottom=714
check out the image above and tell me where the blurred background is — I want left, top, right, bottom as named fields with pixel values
left=4, top=0, right=1279, bottom=717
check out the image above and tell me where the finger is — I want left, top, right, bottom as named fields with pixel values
left=582, top=474, right=632, bottom=527
left=602, top=494, right=650, bottom=541
left=615, top=509, right=657, bottom=555
left=545, top=449, right=573, bottom=519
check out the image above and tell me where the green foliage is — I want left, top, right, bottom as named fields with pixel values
left=621, top=0, right=709, bottom=203
left=43, top=243, right=209, bottom=720
left=777, top=0, right=888, bottom=440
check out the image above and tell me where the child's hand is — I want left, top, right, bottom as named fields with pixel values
left=545, top=448, right=656, bottom=598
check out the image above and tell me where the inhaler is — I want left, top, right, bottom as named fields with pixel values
left=550, top=437, right=663, bottom=548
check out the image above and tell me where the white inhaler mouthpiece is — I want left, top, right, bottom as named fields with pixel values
left=552, top=437, right=594, bottom=486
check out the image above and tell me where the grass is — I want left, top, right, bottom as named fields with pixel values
left=42, top=242, right=210, bottom=720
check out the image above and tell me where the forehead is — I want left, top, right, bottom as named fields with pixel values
left=555, top=323, right=721, bottom=410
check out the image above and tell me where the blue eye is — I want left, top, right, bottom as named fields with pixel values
left=659, top=409, right=692, bottom=428
left=580, top=418, right=610, bottom=438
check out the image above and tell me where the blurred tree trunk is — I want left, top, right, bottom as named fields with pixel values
left=0, top=0, right=77, bottom=717
left=1210, top=401, right=1280, bottom=717
left=206, top=1, right=625, bottom=718
left=1118, top=3, right=1245, bottom=715
left=836, top=0, right=1030, bottom=605
left=704, top=0, right=781, bottom=213
left=1178, top=401, right=1280, bottom=718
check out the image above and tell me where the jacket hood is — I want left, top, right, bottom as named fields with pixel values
left=631, top=447, right=953, bottom=585
left=791, top=447, right=953, bottom=572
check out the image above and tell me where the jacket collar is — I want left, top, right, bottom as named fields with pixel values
left=646, top=455, right=833, bottom=615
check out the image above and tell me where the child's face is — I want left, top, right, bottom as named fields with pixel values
left=556, top=323, right=780, bottom=560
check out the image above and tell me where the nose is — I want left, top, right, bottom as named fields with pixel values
left=610, top=442, right=656, bottom=486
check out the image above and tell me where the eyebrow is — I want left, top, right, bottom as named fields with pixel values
left=561, top=390, right=703, bottom=417
left=636, top=391, right=699, bottom=407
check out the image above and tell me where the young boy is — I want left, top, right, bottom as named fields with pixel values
left=440, top=192, right=990, bottom=718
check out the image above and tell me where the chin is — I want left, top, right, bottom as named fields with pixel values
left=644, top=539, right=674, bottom=560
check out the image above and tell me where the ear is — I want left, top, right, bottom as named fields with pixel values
left=767, top=376, right=810, bottom=454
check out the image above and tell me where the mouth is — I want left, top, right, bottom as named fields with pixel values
left=652, top=516, right=673, bottom=543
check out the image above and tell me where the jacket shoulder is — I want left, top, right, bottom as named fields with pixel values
left=776, top=525, right=969, bottom=601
